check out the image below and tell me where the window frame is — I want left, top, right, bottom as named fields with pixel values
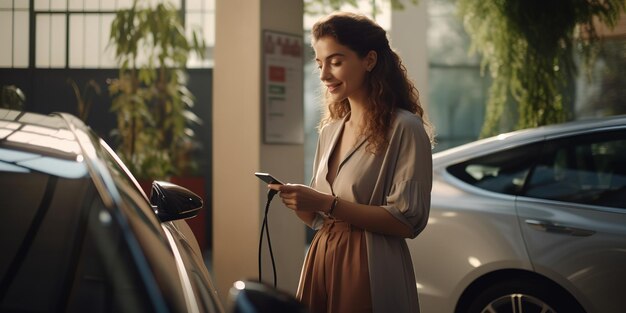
left=445, top=126, right=626, bottom=211
left=521, top=128, right=626, bottom=210
left=0, top=0, right=214, bottom=69
left=445, top=141, right=543, bottom=196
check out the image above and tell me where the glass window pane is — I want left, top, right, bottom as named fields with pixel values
left=36, top=15, right=50, bottom=67
left=117, top=0, right=133, bottom=9
left=429, top=67, right=489, bottom=151
left=447, top=143, right=542, bottom=195
left=68, top=0, right=83, bottom=10
left=84, top=0, right=99, bottom=10
left=0, top=172, right=48, bottom=286
left=14, top=11, right=29, bottom=67
left=34, top=0, right=48, bottom=10
left=169, top=0, right=181, bottom=9
left=15, top=1, right=29, bottom=9
left=0, top=0, right=12, bottom=9
left=187, top=55, right=201, bottom=69
left=205, top=12, right=214, bottom=46
left=185, top=12, right=202, bottom=40
left=0, top=174, right=92, bottom=313
left=50, top=0, right=66, bottom=10
left=0, top=12, right=11, bottom=67
left=574, top=39, right=626, bottom=117
left=100, top=14, right=116, bottom=68
left=69, top=14, right=84, bottom=68
left=525, top=131, right=626, bottom=209
left=428, top=2, right=479, bottom=66
left=101, top=0, right=115, bottom=10
left=187, top=11, right=213, bottom=68
left=84, top=15, right=99, bottom=67
left=65, top=199, right=152, bottom=313
left=49, top=14, right=66, bottom=67
left=186, top=13, right=208, bottom=68
left=187, top=0, right=202, bottom=10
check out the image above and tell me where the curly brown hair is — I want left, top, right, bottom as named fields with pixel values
left=312, top=12, right=434, bottom=153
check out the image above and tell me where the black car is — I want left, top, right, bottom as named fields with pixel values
left=0, top=109, right=305, bottom=313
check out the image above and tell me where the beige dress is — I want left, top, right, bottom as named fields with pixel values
left=298, top=218, right=372, bottom=313
left=297, top=109, right=432, bottom=313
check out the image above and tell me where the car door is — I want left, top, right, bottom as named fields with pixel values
left=515, top=128, right=626, bottom=313
left=162, top=220, right=224, bottom=313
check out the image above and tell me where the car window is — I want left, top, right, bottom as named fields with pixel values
left=66, top=197, right=152, bottom=313
left=115, top=188, right=189, bottom=313
left=524, top=130, right=626, bottom=209
left=0, top=171, right=90, bottom=311
left=0, top=171, right=151, bottom=312
left=447, top=142, right=542, bottom=195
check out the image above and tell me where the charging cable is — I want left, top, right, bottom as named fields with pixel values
left=258, top=189, right=278, bottom=288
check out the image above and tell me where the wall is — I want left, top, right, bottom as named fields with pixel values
left=212, top=0, right=305, bottom=304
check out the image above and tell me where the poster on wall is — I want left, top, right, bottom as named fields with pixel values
left=263, top=30, right=304, bottom=144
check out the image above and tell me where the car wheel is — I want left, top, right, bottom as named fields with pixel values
left=464, top=278, right=584, bottom=313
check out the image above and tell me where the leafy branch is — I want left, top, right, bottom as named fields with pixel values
left=458, top=0, right=626, bottom=137
left=108, top=0, right=206, bottom=179
left=67, top=78, right=101, bottom=122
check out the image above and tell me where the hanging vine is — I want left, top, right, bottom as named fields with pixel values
left=458, top=0, right=626, bottom=137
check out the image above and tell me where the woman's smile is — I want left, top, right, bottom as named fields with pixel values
left=326, top=82, right=342, bottom=93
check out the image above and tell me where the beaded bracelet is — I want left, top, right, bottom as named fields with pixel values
left=328, top=196, right=339, bottom=216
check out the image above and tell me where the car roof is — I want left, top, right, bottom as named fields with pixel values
left=0, top=109, right=94, bottom=179
left=0, top=109, right=135, bottom=207
left=433, top=115, right=626, bottom=165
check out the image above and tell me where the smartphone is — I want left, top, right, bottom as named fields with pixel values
left=254, top=172, right=284, bottom=185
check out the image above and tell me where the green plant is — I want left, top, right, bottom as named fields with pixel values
left=108, top=0, right=206, bottom=180
left=67, top=78, right=101, bottom=122
left=1, top=85, right=25, bottom=110
left=458, top=0, right=626, bottom=137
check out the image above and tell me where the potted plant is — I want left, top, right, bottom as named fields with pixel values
left=1, top=85, right=26, bottom=110
left=67, top=78, right=102, bottom=122
left=108, top=0, right=206, bottom=181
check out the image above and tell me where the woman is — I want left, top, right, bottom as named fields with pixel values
left=269, top=12, right=434, bottom=313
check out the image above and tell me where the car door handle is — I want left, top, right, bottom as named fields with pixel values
left=525, top=219, right=596, bottom=237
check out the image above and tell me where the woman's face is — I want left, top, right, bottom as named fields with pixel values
left=313, top=36, right=374, bottom=104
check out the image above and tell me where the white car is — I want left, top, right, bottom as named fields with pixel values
left=410, top=115, right=626, bottom=313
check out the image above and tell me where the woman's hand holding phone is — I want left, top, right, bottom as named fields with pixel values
left=255, top=172, right=333, bottom=213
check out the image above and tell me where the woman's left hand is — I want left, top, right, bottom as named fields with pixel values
left=268, top=184, right=333, bottom=213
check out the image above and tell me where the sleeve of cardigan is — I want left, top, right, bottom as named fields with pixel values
left=382, top=180, right=431, bottom=238
left=308, top=127, right=327, bottom=231
left=381, top=114, right=432, bottom=238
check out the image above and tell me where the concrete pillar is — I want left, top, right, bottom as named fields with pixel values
left=212, top=0, right=305, bottom=305
left=390, top=0, right=430, bottom=111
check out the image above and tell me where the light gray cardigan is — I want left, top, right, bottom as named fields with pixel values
left=307, top=109, right=432, bottom=313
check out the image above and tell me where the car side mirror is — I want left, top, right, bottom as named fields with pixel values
left=228, top=280, right=308, bottom=313
left=150, top=180, right=203, bottom=222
